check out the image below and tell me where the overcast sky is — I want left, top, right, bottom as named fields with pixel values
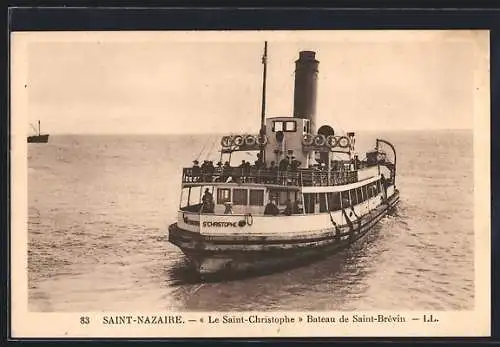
left=18, top=30, right=488, bottom=134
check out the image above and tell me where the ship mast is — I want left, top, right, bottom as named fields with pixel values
left=259, top=41, right=268, bottom=162
left=38, top=120, right=41, bottom=136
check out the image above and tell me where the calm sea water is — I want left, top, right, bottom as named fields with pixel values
left=28, top=130, right=474, bottom=312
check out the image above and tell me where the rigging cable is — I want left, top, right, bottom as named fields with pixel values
left=206, top=134, right=219, bottom=161
left=195, top=134, right=213, bottom=161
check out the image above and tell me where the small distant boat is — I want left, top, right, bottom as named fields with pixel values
left=27, top=120, right=49, bottom=143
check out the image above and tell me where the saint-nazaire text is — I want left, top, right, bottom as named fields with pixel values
left=102, top=315, right=184, bottom=325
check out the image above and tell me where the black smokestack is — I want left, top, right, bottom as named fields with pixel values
left=293, top=51, right=319, bottom=133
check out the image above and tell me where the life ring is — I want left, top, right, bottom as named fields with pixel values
left=221, top=136, right=232, bottom=147
left=313, top=134, right=326, bottom=146
left=245, top=213, right=253, bottom=226
left=338, top=136, right=350, bottom=148
left=302, top=134, right=314, bottom=146
left=233, top=135, right=244, bottom=146
left=244, top=135, right=256, bottom=146
left=326, top=135, right=337, bottom=147
left=256, top=134, right=268, bottom=145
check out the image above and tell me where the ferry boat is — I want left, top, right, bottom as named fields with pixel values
left=168, top=43, right=400, bottom=277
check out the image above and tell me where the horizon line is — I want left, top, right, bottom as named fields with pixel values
left=35, top=128, right=474, bottom=136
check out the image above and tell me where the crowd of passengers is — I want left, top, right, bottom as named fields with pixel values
left=187, top=153, right=363, bottom=184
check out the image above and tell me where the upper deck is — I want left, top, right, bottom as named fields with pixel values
left=182, top=165, right=362, bottom=188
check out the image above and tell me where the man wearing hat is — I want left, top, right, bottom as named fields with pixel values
left=192, top=160, right=201, bottom=182
left=201, top=188, right=215, bottom=213
left=224, top=202, right=233, bottom=215
left=264, top=199, right=279, bottom=216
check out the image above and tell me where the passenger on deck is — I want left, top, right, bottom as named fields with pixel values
left=278, top=159, right=289, bottom=184
left=330, top=160, right=339, bottom=171
left=192, top=160, right=201, bottom=182
left=239, top=160, right=247, bottom=183
left=200, top=160, right=207, bottom=182
left=224, top=202, right=234, bottom=214
left=244, top=161, right=251, bottom=182
left=254, top=153, right=264, bottom=169
left=222, top=161, right=232, bottom=182
left=354, top=155, right=361, bottom=170
left=279, top=158, right=289, bottom=171
left=269, top=161, right=278, bottom=183
left=284, top=199, right=293, bottom=216
left=293, top=199, right=303, bottom=214
left=206, top=161, right=215, bottom=182
left=201, top=188, right=215, bottom=213
left=291, top=158, right=301, bottom=171
left=264, top=199, right=279, bottom=216
left=381, top=174, right=388, bottom=192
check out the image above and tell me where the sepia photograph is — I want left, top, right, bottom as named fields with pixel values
left=10, top=29, right=490, bottom=337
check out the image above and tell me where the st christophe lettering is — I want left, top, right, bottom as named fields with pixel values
left=202, top=221, right=238, bottom=228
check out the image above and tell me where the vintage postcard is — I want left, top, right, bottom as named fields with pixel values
left=10, top=30, right=490, bottom=338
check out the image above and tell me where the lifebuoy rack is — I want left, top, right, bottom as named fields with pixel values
left=220, top=134, right=268, bottom=153
left=301, top=134, right=352, bottom=154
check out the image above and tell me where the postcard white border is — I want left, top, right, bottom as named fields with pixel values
left=10, top=30, right=491, bottom=338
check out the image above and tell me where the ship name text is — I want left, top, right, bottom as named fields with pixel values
left=202, top=221, right=238, bottom=228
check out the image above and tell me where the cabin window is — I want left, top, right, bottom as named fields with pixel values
left=356, top=187, right=363, bottom=203
left=188, top=186, right=202, bottom=206
left=304, top=193, right=315, bottom=214
left=273, top=121, right=284, bottom=132
left=217, top=188, right=231, bottom=204
left=285, top=121, right=296, bottom=132
left=350, top=189, right=358, bottom=205
left=269, top=189, right=288, bottom=205
left=304, top=120, right=310, bottom=134
left=366, top=184, right=373, bottom=199
left=279, top=191, right=290, bottom=205
left=341, top=191, right=350, bottom=207
left=319, top=193, right=328, bottom=212
left=367, top=183, right=377, bottom=198
left=273, top=120, right=297, bottom=132
left=249, top=189, right=264, bottom=206
left=180, top=187, right=190, bottom=207
left=327, top=192, right=341, bottom=211
left=233, top=188, right=248, bottom=205
left=269, top=191, right=278, bottom=201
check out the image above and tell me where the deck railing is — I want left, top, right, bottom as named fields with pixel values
left=182, top=167, right=358, bottom=187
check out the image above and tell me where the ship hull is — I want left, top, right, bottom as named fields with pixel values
left=168, top=190, right=399, bottom=278
left=27, top=134, right=49, bottom=143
